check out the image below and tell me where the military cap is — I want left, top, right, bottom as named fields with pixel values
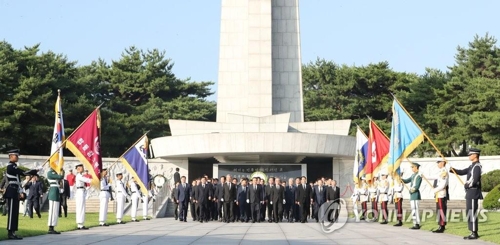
left=411, top=162, right=421, bottom=168
left=75, top=164, right=83, bottom=169
left=7, top=149, right=20, bottom=156
left=102, top=168, right=107, bottom=171
left=436, top=158, right=447, bottom=164
left=116, top=172, right=123, bottom=176
left=468, top=148, right=481, bottom=156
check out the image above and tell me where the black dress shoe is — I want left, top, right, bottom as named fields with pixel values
left=410, top=224, right=420, bottom=230
left=393, top=221, right=402, bottom=226
left=380, top=221, right=388, bottom=225
left=48, top=230, right=61, bottom=234
left=464, top=232, right=479, bottom=240
left=432, top=226, right=445, bottom=233
left=8, top=235, right=22, bottom=240
left=78, top=226, right=89, bottom=230
left=100, top=224, right=109, bottom=226
left=184, top=220, right=187, bottom=222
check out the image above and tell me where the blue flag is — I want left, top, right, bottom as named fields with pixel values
left=353, top=126, right=369, bottom=182
left=120, top=135, right=149, bottom=195
left=387, top=99, right=425, bottom=174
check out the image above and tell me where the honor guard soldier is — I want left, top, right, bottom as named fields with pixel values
left=426, top=158, right=449, bottom=233
left=392, top=174, right=404, bottom=226
left=358, top=178, right=369, bottom=220
left=130, top=177, right=141, bottom=222
left=368, top=177, right=379, bottom=221
left=115, top=173, right=127, bottom=224
left=450, top=148, right=483, bottom=240
left=351, top=181, right=360, bottom=221
left=378, top=172, right=389, bottom=224
left=402, top=162, right=422, bottom=230
left=47, top=167, right=65, bottom=234
left=99, top=168, right=111, bottom=226
left=4, top=149, right=38, bottom=239
left=75, top=164, right=91, bottom=229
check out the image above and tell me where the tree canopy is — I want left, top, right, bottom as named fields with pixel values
left=2, top=33, right=500, bottom=157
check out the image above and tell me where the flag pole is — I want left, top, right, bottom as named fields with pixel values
left=391, top=95, right=464, bottom=185
left=41, top=103, right=105, bottom=168
left=108, top=131, right=150, bottom=170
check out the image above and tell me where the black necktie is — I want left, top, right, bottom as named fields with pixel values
left=254, top=185, right=256, bottom=190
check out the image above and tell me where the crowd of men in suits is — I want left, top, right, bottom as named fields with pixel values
left=171, top=174, right=341, bottom=223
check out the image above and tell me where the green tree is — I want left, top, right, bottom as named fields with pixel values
left=426, top=34, right=500, bottom=156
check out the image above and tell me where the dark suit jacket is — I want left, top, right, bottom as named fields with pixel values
left=177, top=183, right=190, bottom=202
left=265, top=185, right=274, bottom=202
left=214, top=183, right=223, bottom=200
left=190, top=184, right=197, bottom=202
left=327, top=186, right=340, bottom=203
left=171, top=187, right=179, bottom=202
left=237, top=185, right=248, bottom=204
left=247, top=184, right=263, bottom=203
left=313, top=185, right=327, bottom=205
left=61, top=179, right=70, bottom=197
left=173, top=172, right=180, bottom=185
left=222, top=182, right=237, bottom=202
left=285, top=185, right=296, bottom=204
left=295, top=184, right=312, bottom=204
left=196, top=184, right=212, bottom=204
left=26, top=181, right=43, bottom=200
left=271, top=185, right=285, bottom=203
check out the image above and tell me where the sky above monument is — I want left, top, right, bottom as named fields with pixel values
left=1, top=0, right=498, bottom=101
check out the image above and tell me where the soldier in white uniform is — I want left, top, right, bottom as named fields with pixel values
left=130, top=177, right=140, bottom=222
left=368, top=177, right=379, bottom=221
left=378, top=173, right=389, bottom=224
left=425, top=158, right=449, bottom=233
left=142, top=192, right=150, bottom=220
left=99, top=169, right=111, bottom=226
left=115, top=173, right=127, bottom=224
left=392, top=174, right=404, bottom=226
left=351, top=181, right=360, bottom=221
left=358, top=178, right=369, bottom=220
left=74, top=164, right=91, bottom=230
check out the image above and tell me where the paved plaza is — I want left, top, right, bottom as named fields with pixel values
left=0, top=218, right=495, bottom=245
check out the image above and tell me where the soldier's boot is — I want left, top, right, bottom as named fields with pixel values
left=464, top=232, right=479, bottom=240
left=393, top=220, right=403, bottom=226
left=432, top=226, right=445, bottom=233
left=48, top=226, right=61, bottom=234
left=8, top=230, right=22, bottom=240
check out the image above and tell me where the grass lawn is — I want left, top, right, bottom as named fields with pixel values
left=0, top=212, right=140, bottom=241
left=386, top=211, right=500, bottom=244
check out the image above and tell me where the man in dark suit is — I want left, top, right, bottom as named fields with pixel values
left=259, top=178, right=266, bottom=221
left=25, top=174, right=43, bottom=219
left=313, top=179, right=327, bottom=222
left=271, top=178, right=285, bottom=223
left=196, top=177, right=212, bottom=223
left=59, top=178, right=70, bottom=217
left=265, top=177, right=275, bottom=222
left=189, top=180, right=198, bottom=221
left=222, top=174, right=237, bottom=223
left=284, top=178, right=296, bottom=222
left=247, top=177, right=263, bottom=223
left=171, top=182, right=179, bottom=220
left=236, top=179, right=249, bottom=222
left=210, top=178, right=218, bottom=221
left=177, top=176, right=190, bottom=222
left=216, top=176, right=225, bottom=221
left=173, top=168, right=180, bottom=187
left=327, top=180, right=341, bottom=222
left=295, top=176, right=312, bottom=223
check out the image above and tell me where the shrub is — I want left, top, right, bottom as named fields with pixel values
left=482, top=169, right=500, bottom=192
left=483, top=183, right=500, bottom=210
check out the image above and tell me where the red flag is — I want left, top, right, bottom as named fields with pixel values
left=66, top=108, right=102, bottom=187
left=365, top=120, right=390, bottom=181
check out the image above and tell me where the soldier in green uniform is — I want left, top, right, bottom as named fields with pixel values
left=402, top=162, right=422, bottom=230
left=47, top=167, right=65, bottom=234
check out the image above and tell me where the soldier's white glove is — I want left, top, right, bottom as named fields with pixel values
left=270, top=201, right=273, bottom=205
left=246, top=199, right=249, bottom=203
left=221, top=198, right=224, bottom=202
left=283, top=200, right=286, bottom=204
